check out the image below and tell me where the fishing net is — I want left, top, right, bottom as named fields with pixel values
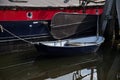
left=50, top=12, right=98, bottom=39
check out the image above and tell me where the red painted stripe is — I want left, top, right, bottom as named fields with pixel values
left=0, top=7, right=103, bottom=21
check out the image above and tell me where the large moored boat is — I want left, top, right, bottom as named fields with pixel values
left=0, top=0, right=105, bottom=42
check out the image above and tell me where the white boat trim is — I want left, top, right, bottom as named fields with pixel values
left=37, top=36, right=104, bottom=48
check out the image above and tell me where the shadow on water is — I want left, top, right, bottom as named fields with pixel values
left=0, top=41, right=119, bottom=80
left=97, top=40, right=120, bottom=80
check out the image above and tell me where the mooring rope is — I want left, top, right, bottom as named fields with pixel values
left=51, top=21, right=91, bottom=28
left=0, top=25, right=33, bottom=44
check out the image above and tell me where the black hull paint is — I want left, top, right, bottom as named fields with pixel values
left=34, top=43, right=99, bottom=56
left=0, top=20, right=50, bottom=41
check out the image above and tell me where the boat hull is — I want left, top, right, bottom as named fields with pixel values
left=34, top=43, right=99, bottom=56
left=0, top=20, right=50, bottom=41
left=0, top=5, right=103, bottom=41
left=34, top=36, right=105, bottom=56
left=0, top=7, right=103, bottom=21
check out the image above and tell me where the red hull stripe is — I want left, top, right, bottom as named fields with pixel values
left=0, top=7, right=103, bottom=21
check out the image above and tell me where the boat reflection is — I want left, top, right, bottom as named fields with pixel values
left=0, top=52, right=100, bottom=80
left=46, top=68, right=97, bottom=80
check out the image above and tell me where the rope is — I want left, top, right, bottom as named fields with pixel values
left=51, top=21, right=93, bottom=28
left=0, top=25, right=33, bottom=44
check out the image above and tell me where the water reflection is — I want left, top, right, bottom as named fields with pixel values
left=46, top=69, right=97, bottom=80
left=0, top=41, right=119, bottom=80
left=97, top=41, right=120, bottom=80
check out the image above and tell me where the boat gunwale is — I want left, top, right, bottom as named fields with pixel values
left=35, top=36, right=105, bottom=48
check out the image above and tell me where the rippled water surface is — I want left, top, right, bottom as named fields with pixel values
left=0, top=41, right=120, bottom=80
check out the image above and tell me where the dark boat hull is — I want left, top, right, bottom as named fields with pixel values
left=0, top=21, right=50, bottom=41
left=34, top=36, right=104, bottom=56
left=34, top=43, right=99, bottom=56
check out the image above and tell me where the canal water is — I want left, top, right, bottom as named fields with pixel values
left=0, top=41, right=119, bottom=80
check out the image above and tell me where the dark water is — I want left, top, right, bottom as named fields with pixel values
left=0, top=41, right=119, bottom=80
